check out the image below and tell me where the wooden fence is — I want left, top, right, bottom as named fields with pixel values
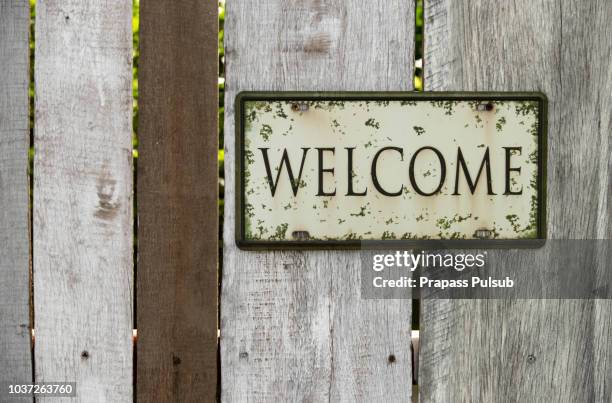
left=221, top=0, right=610, bottom=402
left=1, top=0, right=218, bottom=402
left=0, top=0, right=610, bottom=402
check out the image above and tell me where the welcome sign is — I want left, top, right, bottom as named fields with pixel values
left=235, top=92, right=546, bottom=248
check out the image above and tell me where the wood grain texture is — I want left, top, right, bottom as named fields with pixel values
left=137, top=0, right=218, bottom=402
left=421, top=1, right=611, bottom=402
left=33, top=0, right=133, bottom=401
left=0, top=0, right=33, bottom=392
left=221, top=1, right=414, bottom=401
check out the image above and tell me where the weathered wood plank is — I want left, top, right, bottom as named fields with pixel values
left=221, top=1, right=414, bottom=401
left=421, top=0, right=611, bottom=402
left=33, top=0, right=133, bottom=401
left=137, top=0, right=218, bottom=401
left=0, top=0, right=33, bottom=392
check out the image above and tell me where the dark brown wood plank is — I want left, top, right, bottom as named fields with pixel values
left=137, top=0, right=218, bottom=402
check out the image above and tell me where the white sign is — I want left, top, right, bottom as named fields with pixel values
left=236, top=93, right=546, bottom=247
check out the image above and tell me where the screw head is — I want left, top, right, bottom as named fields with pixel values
left=291, top=102, right=309, bottom=112
left=474, top=228, right=493, bottom=239
left=475, top=102, right=495, bottom=112
left=292, top=231, right=310, bottom=240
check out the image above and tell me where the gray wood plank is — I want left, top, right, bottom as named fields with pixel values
left=0, top=0, right=33, bottom=394
left=221, top=1, right=414, bottom=401
left=33, top=0, right=133, bottom=401
left=421, top=0, right=611, bottom=402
